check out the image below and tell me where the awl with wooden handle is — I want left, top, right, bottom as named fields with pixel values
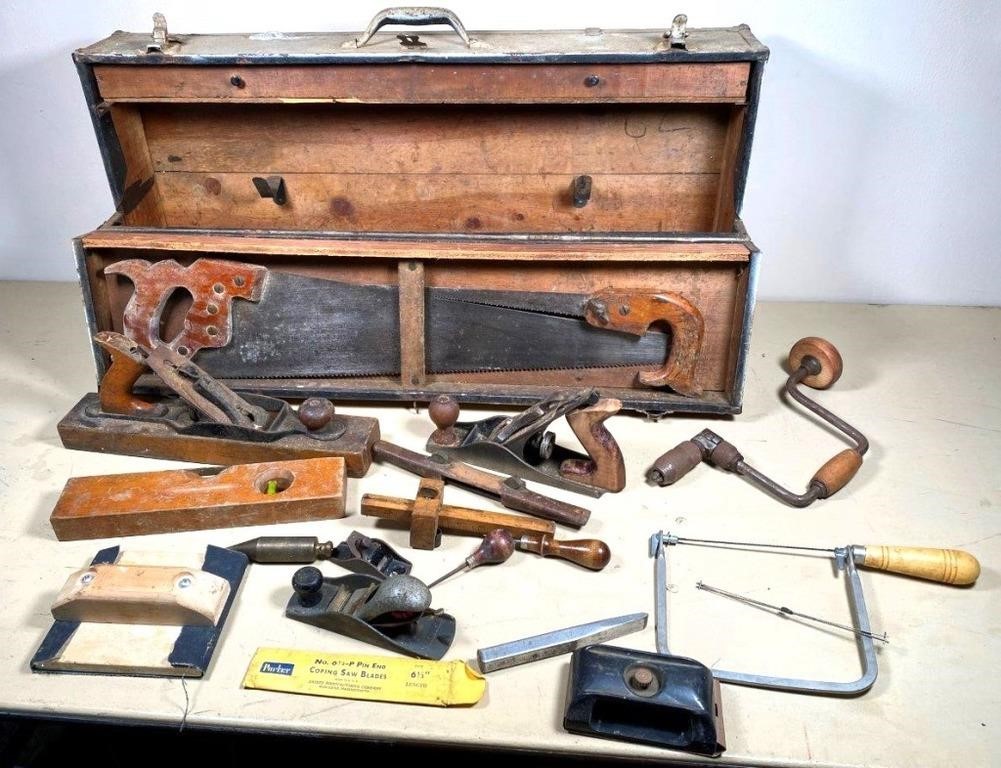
left=515, top=532, right=610, bottom=571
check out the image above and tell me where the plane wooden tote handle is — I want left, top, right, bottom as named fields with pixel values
left=862, top=546, right=981, bottom=586
left=583, top=290, right=705, bottom=397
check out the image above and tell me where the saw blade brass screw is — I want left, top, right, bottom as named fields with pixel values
left=298, top=397, right=335, bottom=431
left=428, top=529, right=515, bottom=588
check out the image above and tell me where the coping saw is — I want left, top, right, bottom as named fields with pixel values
left=651, top=532, right=980, bottom=696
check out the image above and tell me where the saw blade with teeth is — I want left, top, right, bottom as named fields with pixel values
left=194, top=272, right=668, bottom=379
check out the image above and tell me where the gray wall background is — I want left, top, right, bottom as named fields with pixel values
left=1, top=0, right=998, bottom=305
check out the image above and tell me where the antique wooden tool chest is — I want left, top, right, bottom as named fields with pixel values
left=71, top=9, right=768, bottom=415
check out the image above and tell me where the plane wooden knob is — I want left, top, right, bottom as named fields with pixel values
left=861, top=545, right=981, bottom=586
left=517, top=533, right=611, bottom=571
left=429, top=395, right=461, bottom=446
left=298, top=397, right=335, bottom=430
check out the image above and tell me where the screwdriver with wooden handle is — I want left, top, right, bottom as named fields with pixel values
left=666, top=534, right=981, bottom=585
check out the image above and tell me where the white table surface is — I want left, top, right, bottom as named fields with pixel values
left=0, top=281, right=997, bottom=767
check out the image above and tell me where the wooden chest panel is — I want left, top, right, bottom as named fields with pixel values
left=94, top=63, right=751, bottom=104
left=120, top=102, right=739, bottom=232
left=79, top=235, right=752, bottom=409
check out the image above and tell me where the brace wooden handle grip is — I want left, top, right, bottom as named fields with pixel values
left=517, top=533, right=611, bottom=571
left=811, top=449, right=863, bottom=497
left=862, top=546, right=981, bottom=585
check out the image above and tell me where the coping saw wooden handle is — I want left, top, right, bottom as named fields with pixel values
left=583, top=290, right=705, bottom=397
left=861, top=545, right=981, bottom=585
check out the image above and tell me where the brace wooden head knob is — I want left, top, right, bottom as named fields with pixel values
left=429, top=395, right=461, bottom=446
left=788, top=337, right=843, bottom=389
left=298, top=397, right=335, bottom=430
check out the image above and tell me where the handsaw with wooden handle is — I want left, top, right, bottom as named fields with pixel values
left=107, top=258, right=705, bottom=397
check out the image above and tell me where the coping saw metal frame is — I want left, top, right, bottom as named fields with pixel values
left=650, top=532, right=878, bottom=696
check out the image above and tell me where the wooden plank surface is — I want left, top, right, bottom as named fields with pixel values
left=397, top=260, right=427, bottom=387
left=109, top=105, right=165, bottom=226
left=94, top=63, right=751, bottom=104
left=712, top=106, right=746, bottom=230
left=80, top=230, right=752, bottom=262
left=151, top=171, right=721, bottom=232
left=141, top=104, right=729, bottom=175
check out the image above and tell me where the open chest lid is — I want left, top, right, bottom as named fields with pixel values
left=75, top=10, right=768, bottom=236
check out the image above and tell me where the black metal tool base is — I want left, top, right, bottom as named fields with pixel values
left=563, top=645, right=725, bottom=756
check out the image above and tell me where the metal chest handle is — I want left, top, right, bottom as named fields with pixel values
left=355, top=7, right=471, bottom=47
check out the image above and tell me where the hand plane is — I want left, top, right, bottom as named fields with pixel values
left=59, top=331, right=379, bottom=476
left=58, top=258, right=379, bottom=474
left=286, top=567, right=456, bottom=660
left=425, top=389, right=625, bottom=496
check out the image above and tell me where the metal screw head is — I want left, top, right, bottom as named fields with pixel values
left=177, top=576, right=193, bottom=589
left=80, top=572, right=95, bottom=585
left=584, top=74, right=601, bottom=87
left=629, top=667, right=654, bottom=689
left=586, top=298, right=610, bottom=325
left=624, top=665, right=660, bottom=696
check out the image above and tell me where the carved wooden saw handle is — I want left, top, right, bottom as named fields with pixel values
left=583, top=290, right=705, bottom=397
left=96, top=258, right=268, bottom=416
left=105, top=258, right=267, bottom=355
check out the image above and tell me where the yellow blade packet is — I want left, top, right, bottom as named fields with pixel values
left=243, top=647, right=486, bottom=707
